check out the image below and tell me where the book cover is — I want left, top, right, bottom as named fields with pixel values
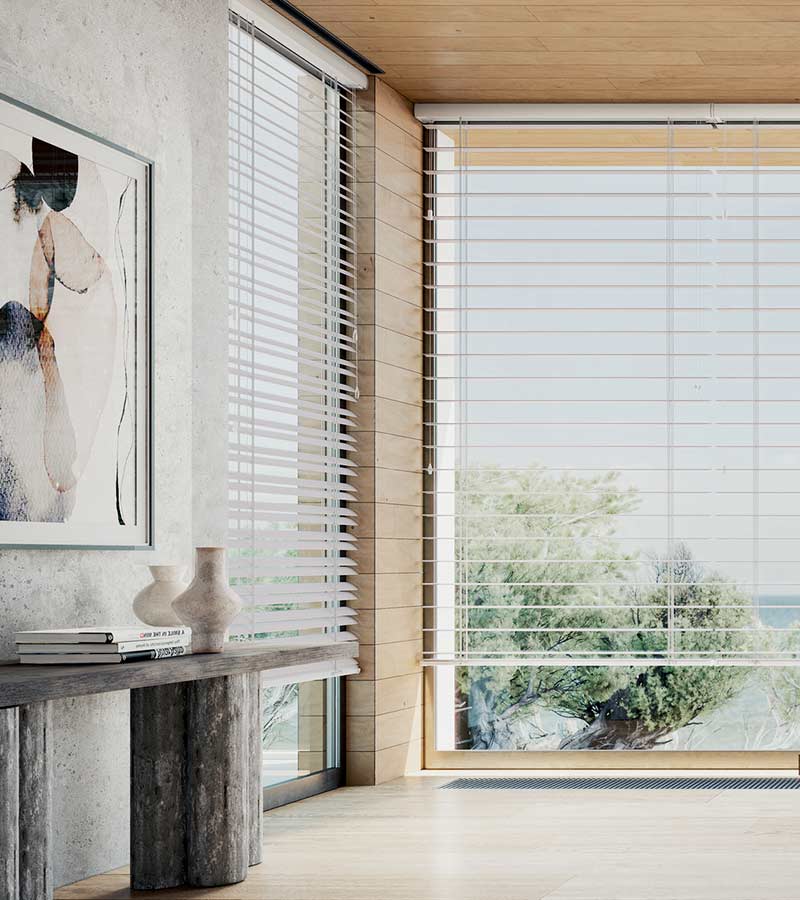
left=15, top=626, right=190, bottom=645
left=17, top=636, right=191, bottom=655
left=19, top=645, right=190, bottom=664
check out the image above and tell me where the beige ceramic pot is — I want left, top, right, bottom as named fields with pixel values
left=171, top=547, right=242, bottom=653
left=133, top=565, right=187, bottom=627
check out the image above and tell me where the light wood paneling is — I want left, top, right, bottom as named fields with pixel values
left=374, top=639, right=423, bottom=679
left=374, top=432, right=422, bottom=472
left=352, top=573, right=424, bottom=609
left=346, top=678, right=376, bottom=716
left=375, top=671, right=423, bottom=715
left=375, top=739, right=423, bottom=780
left=287, top=1, right=800, bottom=102
left=375, top=606, right=424, bottom=644
left=351, top=431, right=423, bottom=472
left=347, top=77, right=424, bottom=786
left=362, top=292, right=422, bottom=340
left=375, top=221, right=422, bottom=275
left=349, top=502, right=422, bottom=540
left=358, top=359, right=423, bottom=406
left=375, top=505, right=423, bottom=540
left=374, top=467, right=422, bottom=505
left=375, top=79, right=424, bottom=138
left=353, top=398, right=422, bottom=441
left=375, top=187, right=421, bottom=239
left=345, top=714, right=376, bottom=750
left=374, top=257, right=422, bottom=306
left=357, top=291, right=421, bottom=340
left=376, top=115, right=423, bottom=169
left=375, top=704, right=423, bottom=749
left=373, top=361, right=423, bottom=405
left=372, top=397, right=421, bottom=442
left=428, top=123, right=800, bottom=167
left=362, top=325, right=422, bottom=373
left=374, top=537, right=423, bottom=575
left=342, top=749, right=376, bottom=783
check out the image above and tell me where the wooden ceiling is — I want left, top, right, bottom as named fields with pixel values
left=282, top=1, right=800, bottom=103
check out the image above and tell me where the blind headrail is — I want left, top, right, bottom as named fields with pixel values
left=414, top=103, right=800, bottom=124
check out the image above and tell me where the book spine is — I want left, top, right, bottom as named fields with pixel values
left=14, top=627, right=190, bottom=644
left=119, top=646, right=188, bottom=663
left=107, top=628, right=190, bottom=643
left=17, top=638, right=191, bottom=655
left=112, top=638, right=190, bottom=653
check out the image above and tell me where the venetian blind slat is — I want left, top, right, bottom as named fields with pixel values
left=228, top=11, right=358, bottom=660
left=424, top=119, right=800, bottom=666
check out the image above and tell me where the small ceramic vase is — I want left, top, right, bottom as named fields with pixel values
left=171, top=547, right=242, bottom=653
left=132, top=565, right=187, bottom=627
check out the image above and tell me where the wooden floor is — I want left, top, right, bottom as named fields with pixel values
left=58, top=772, right=800, bottom=900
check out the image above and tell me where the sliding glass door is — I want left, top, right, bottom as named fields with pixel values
left=423, top=120, right=800, bottom=765
left=260, top=675, right=342, bottom=807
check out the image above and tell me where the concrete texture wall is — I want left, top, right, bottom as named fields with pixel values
left=0, top=0, right=228, bottom=886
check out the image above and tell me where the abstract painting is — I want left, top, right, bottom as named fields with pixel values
left=0, top=96, right=150, bottom=547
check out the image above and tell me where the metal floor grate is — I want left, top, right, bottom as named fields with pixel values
left=441, top=776, right=800, bottom=791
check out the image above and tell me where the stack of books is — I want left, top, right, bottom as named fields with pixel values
left=15, top=626, right=191, bottom=664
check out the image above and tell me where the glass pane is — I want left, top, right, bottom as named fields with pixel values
left=451, top=665, right=800, bottom=751
left=427, top=122, right=800, bottom=753
left=262, top=675, right=337, bottom=787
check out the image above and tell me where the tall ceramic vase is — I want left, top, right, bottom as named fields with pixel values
left=133, top=565, right=187, bottom=627
left=171, top=547, right=242, bottom=653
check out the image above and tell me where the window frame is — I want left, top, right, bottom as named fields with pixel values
left=421, top=116, right=800, bottom=770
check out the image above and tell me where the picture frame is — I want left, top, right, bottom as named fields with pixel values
left=0, top=93, right=152, bottom=548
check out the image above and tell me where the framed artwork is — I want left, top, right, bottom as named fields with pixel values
left=0, top=94, right=152, bottom=548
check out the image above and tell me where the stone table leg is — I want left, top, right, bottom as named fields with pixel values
left=19, top=702, right=52, bottom=900
left=0, top=707, right=18, bottom=900
left=246, top=671, right=262, bottom=866
left=130, top=683, right=187, bottom=890
left=186, top=674, right=248, bottom=887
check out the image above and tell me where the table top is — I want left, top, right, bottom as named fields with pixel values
left=0, top=639, right=358, bottom=708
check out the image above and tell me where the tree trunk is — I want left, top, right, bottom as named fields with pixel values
left=467, top=683, right=504, bottom=749
left=467, top=682, right=545, bottom=750
left=558, top=712, right=672, bottom=750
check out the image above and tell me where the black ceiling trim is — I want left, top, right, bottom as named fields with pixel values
left=269, top=0, right=385, bottom=76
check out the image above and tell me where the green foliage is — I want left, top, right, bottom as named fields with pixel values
left=456, top=466, right=755, bottom=749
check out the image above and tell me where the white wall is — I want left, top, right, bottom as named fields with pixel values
left=0, top=0, right=228, bottom=885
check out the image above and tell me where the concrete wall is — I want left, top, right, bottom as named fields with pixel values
left=347, top=78, right=425, bottom=784
left=0, top=0, right=228, bottom=885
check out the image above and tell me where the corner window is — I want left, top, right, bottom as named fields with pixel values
left=424, top=121, right=800, bottom=753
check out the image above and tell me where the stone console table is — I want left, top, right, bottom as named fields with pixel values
left=0, top=640, right=357, bottom=900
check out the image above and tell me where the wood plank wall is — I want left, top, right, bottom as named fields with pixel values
left=347, top=78, right=424, bottom=785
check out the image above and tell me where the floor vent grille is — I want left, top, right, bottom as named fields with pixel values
left=441, top=776, right=800, bottom=791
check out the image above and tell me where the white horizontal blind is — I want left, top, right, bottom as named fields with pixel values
left=228, top=10, right=358, bottom=670
left=424, top=120, right=800, bottom=667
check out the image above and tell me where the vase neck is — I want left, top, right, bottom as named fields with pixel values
left=149, top=565, right=185, bottom=582
left=195, top=547, right=227, bottom=579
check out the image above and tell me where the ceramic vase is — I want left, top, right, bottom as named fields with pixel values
left=171, top=547, right=242, bottom=653
left=133, top=565, right=187, bottom=627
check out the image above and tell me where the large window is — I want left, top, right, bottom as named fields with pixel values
left=228, top=11, right=358, bottom=794
left=424, top=119, right=800, bottom=755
